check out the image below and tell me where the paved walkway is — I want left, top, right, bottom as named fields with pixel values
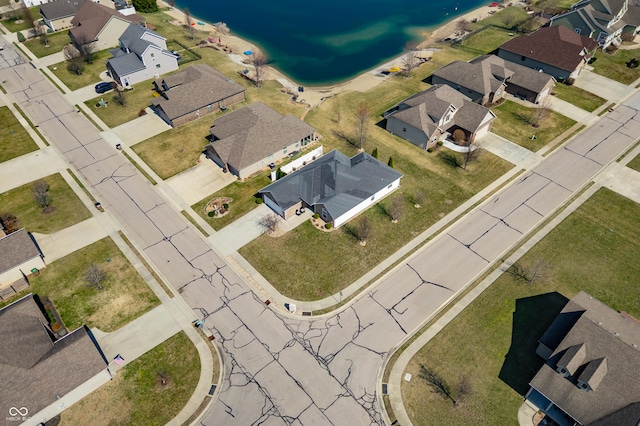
left=0, top=147, right=66, bottom=193
left=32, top=217, right=108, bottom=263
left=165, top=154, right=236, bottom=206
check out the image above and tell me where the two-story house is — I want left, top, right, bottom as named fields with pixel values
left=69, top=0, right=143, bottom=50
left=550, top=0, right=640, bottom=47
left=384, top=84, right=496, bottom=150
left=106, top=23, right=178, bottom=88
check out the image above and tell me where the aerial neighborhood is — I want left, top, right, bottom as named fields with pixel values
left=0, top=0, right=639, bottom=424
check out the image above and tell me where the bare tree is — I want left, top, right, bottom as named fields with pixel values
left=251, top=51, right=267, bottom=88
left=334, top=97, right=342, bottom=124
left=84, top=263, right=107, bottom=290
left=452, top=129, right=466, bottom=144
left=412, top=190, right=424, bottom=208
left=419, top=365, right=457, bottom=405
left=32, top=180, right=52, bottom=210
left=506, top=258, right=552, bottom=285
left=455, top=374, right=473, bottom=404
left=0, top=213, right=19, bottom=234
left=401, top=41, right=419, bottom=78
left=36, top=20, right=48, bottom=46
left=390, top=194, right=404, bottom=222
left=63, top=44, right=84, bottom=75
left=115, top=86, right=126, bottom=106
left=529, top=96, right=552, bottom=127
left=356, top=103, right=370, bottom=150
left=461, top=140, right=481, bottom=171
left=258, top=213, right=279, bottom=234
left=184, top=7, right=195, bottom=41
left=156, top=370, right=170, bottom=387
left=21, top=5, right=37, bottom=38
left=357, top=216, right=372, bottom=245
left=457, top=19, right=473, bottom=33
left=216, top=22, right=230, bottom=35
left=75, top=34, right=98, bottom=64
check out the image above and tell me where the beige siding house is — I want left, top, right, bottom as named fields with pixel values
left=69, top=0, right=144, bottom=50
left=152, top=64, right=246, bottom=127
left=40, top=0, right=87, bottom=32
left=0, top=229, right=45, bottom=287
left=206, top=102, right=317, bottom=179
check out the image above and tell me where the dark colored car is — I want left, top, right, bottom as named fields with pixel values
left=95, top=81, right=114, bottom=94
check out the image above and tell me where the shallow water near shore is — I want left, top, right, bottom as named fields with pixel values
left=175, top=0, right=487, bottom=85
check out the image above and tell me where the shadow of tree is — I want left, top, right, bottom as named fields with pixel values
left=499, top=291, right=568, bottom=395
left=438, top=151, right=461, bottom=168
left=332, top=129, right=357, bottom=147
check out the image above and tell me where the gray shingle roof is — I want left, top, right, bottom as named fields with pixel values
left=107, top=51, right=145, bottom=76
left=0, top=228, right=41, bottom=275
left=207, top=102, right=316, bottom=171
left=69, top=1, right=143, bottom=44
left=260, top=150, right=403, bottom=219
left=530, top=292, right=640, bottom=425
left=434, top=57, right=511, bottom=96
left=0, top=294, right=107, bottom=419
left=39, top=0, right=86, bottom=20
left=499, top=26, right=598, bottom=73
left=152, top=64, right=245, bottom=121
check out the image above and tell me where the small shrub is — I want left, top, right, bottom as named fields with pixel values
left=222, top=203, right=229, bottom=209
left=51, top=323, right=61, bottom=332
left=387, top=156, right=395, bottom=168
left=255, top=198, right=263, bottom=204
left=207, top=211, right=215, bottom=217
left=313, top=213, right=320, bottom=219
left=437, top=141, right=443, bottom=146
left=427, top=147, right=434, bottom=153
left=138, top=109, right=147, bottom=117
left=17, top=32, right=25, bottom=42
left=325, top=223, right=333, bottom=229
left=371, top=147, right=379, bottom=158
left=566, top=77, right=575, bottom=86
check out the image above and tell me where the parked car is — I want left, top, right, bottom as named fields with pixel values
left=95, top=81, right=114, bottom=94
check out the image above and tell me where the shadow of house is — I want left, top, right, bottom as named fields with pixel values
left=499, top=292, right=568, bottom=396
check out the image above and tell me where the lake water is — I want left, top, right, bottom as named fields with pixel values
left=175, top=0, right=486, bottom=85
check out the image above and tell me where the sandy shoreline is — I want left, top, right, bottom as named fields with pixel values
left=156, top=1, right=502, bottom=106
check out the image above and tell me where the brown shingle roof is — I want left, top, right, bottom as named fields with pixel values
left=499, top=26, right=598, bottom=73
left=152, top=64, right=245, bottom=121
left=0, top=228, right=41, bottom=275
left=70, top=1, right=143, bottom=44
left=208, top=102, right=316, bottom=171
left=530, top=292, right=640, bottom=425
left=0, top=294, right=107, bottom=419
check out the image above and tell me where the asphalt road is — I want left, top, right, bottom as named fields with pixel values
left=1, top=61, right=638, bottom=425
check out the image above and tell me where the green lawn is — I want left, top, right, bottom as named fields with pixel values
left=626, top=152, right=640, bottom=172
left=0, top=105, right=38, bottom=161
left=1, top=236, right=159, bottom=332
left=0, top=172, right=91, bottom=233
left=551, top=83, right=606, bottom=112
left=1, top=6, right=40, bottom=32
left=491, top=100, right=576, bottom=151
left=470, top=7, right=530, bottom=31
left=60, top=331, right=200, bottom=425
left=402, top=188, right=640, bottom=425
left=23, top=31, right=70, bottom=58
left=460, top=27, right=517, bottom=55
left=591, top=48, right=640, bottom=85
left=239, top=145, right=512, bottom=301
left=49, top=49, right=112, bottom=91
left=85, top=82, right=157, bottom=128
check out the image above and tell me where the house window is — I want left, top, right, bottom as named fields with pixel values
left=402, top=127, right=406, bottom=132
left=574, top=28, right=581, bottom=34
left=207, top=105, right=212, bottom=112
left=387, top=183, right=392, bottom=189
left=370, top=195, right=375, bottom=201
left=283, top=147, right=287, bottom=154
left=321, top=208, right=328, bottom=220
left=444, top=114, right=451, bottom=122
left=156, top=63, right=161, bottom=69
left=520, top=55, right=526, bottom=61
left=150, top=53, right=155, bottom=60
left=295, top=142, right=299, bottom=148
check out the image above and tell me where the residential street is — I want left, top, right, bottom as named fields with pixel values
left=1, top=52, right=639, bottom=426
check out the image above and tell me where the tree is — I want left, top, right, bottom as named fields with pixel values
left=356, top=103, right=370, bottom=150
left=455, top=374, right=473, bottom=404
left=156, top=370, right=170, bottom=387
left=36, top=20, right=48, bottom=46
left=184, top=7, right=195, bottom=41
left=132, top=0, right=158, bottom=13
left=419, top=365, right=457, bottom=405
left=63, top=44, right=84, bottom=75
left=115, top=86, right=126, bottom=106
left=411, top=190, right=424, bottom=208
left=529, top=97, right=552, bottom=127
left=401, top=41, right=419, bottom=78
left=0, top=213, right=19, bottom=234
left=371, top=147, right=379, bottom=159
left=519, top=16, right=540, bottom=33
left=84, top=263, right=107, bottom=290
left=387, top=156, right=395, bottom=168
left=21, top=5, right=36, bottom=38
left=457, top=19, right=473, bottom=33
left=506, top=258, right=551, bottom=285
left=258, top=213, right=279, bottom=234
left=390, top=194, right=404, bottom=222
left=452, top=129, right=466, bottom=144
left=461, top=141, right=481, bottom=171
left=32, top=180, right=52, bottom=211
left=334, top=98, right=342, bottom=124
left=167, top=0, right=175, bottom=9
left=357, top=216, right=372, bottom=245
left=74, top=32, right=98, bottom=63
left=251, top=51, right=267, bottom=88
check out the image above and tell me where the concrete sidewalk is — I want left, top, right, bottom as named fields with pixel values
left=32, top=217, right=108, bottom=263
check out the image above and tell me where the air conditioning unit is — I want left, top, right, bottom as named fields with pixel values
left=154, top=74, right=159, bottom=79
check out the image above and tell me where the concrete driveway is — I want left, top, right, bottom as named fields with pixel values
left=548, top=95, right=591, bottom=122
left=165, top=154, right=236, bottom=205
left=112, top=108, right=171, bottom=145
left=575, top=69, right=630, bottom=102
left=481, top=132, right=541, bottom=166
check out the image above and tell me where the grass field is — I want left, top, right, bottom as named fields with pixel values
left=0, top=172, right=91, bottom=233
left=23, top=31, right=70, bottom=58
left=0, top=105, right=38, bottom=162
left=1, top=236, right=159, bottom=332
left=491, top=100, right=576, bottom=151
left=402, top=188, right=640, bottom=425
left=626, top=152, right=640, bottom=172
left=85, top=82, right=157, bottom=128
left=591, top=48, right=640, bottom=85
left=239, top=143, right=512, bottom=300
left=60, top=331, right=201, bottom=426
left=460, top=27, right=517, bottom=55
left=49, top=49, right=113, bottom=91
left=551, top=83, right=606, bottom=112
left=1, top=6, right=39, bottom=32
